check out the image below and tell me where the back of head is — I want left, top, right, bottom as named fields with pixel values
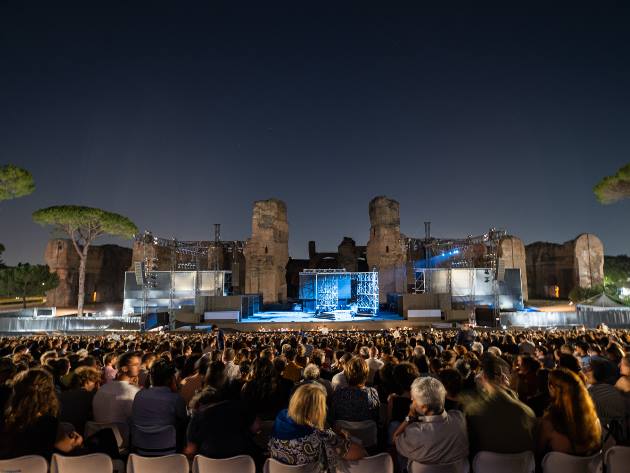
left=344, top=356, right=369, bottom=387
left=303, top=363, right=320, bottom=380
left=480, top=352, right=510, bottom=386
left=393, top=361, right=420, bottom=393
left=548, top=368, right=601, bottom=453
left=150, top=359, right=176, bottom=387
left=6, top=368, right=59, bottom=430
left=288, top=383, right=327, bottom=430
left=411, top=377, right=446, bottom=414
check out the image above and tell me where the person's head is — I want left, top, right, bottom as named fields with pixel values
left=288, top=383, right=327, bottom=430
left=222, top=348, right=236, bottom=363
left=104, top=352, right=118, bottom=367
left=204, top=360, right=227, bottom=390
left=345, top=356, right=369, bottom=387
left=518, top=355, right=541, bottom=375
left=150, top=359, right=176, bottom=388
left=547, top=368, right=601, bottom=453
left=587, top=357, right=616, bottom=385
left=189, top=386, right=222, bottom=413
left=410, top=377, right=446, bottom=416
left=480, top=353, right=510, bottom=388
left=487, top=346, right=502, bottom=357
left=438, top=368, right=464, bottom=399
left=70, top=366, right=101, bottom=391
left=369, top=346, right=379, bottom=358
left=117, top=351, right=141, bottom=380
left=620, top=354, right=630, bottom=377
left=303, top=363, right=320, bottom=381
left=5, top=368, right=59, bottom=431
left=393, top=362, right=420, bottom=394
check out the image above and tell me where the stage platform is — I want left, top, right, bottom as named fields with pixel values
left=241, top=310, right=402, bottom=324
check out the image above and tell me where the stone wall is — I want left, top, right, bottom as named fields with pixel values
left=497, top=236, right=529, bottom=301
left=366, top=196, right=407, bottom=303
left=244, top=199, right=289, bottom=304
left=45, top=239, right=132, bottom=307
left=526, top=233, right=604, bottom=299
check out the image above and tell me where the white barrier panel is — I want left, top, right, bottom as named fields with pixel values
left=204, top=311, right=240, bottom=321
left=408, top=309, right=442, bottom=319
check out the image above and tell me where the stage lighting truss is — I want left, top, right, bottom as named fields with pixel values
left=300, top=269, right=379, bottom=315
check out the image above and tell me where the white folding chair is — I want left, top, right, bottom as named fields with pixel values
left=193, top=454, right=255, bottom=473
left=84, top=420, right=128, bottom=450
left=411, top=458, right=470, bottom=473
left=541, top=451, right=603, bottom=473
left=604, top=446, right=630, bottom=473
left=472, top=451, right=534, bottom=473
left=263, top=458, right=320, bottom=473
left=334, top=420, right=378, bottom=448
left=51, top=453, right=113, bottom=473
left=131, top=424, right=177, bottom=456
left=343, top=453, right=393, bottom=473
left=126, top=453, right=189, bottom=473
left=0, top=455, right=48, bottom=473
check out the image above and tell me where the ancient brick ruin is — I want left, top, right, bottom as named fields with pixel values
left=243, top=198, right=289, bottom=304
left=45, top=239, right=132, bottom=307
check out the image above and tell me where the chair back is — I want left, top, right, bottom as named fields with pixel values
left=192, top=454, right=255, bottom=473
left=85, top=421, right=128, bottom=449
left=126, top=454, right=189, bottom=473
left=0, top=455, right=47, bottom=473
left=472, top=451, right=534, bottom=473
left=334, top=420, right=378, bottom=448
left=541, top=451, right=603, bottom=473
left=131, top=424, right=176, bottom=456
left=263, top=458, right=320, bottom=473
left=411, top=458, right=469, bottom=473
left=343, top=453, right=394, bottom=473
left=605, top=446, right=630, bottom=473
left=51, top=453, right=113, bottom=473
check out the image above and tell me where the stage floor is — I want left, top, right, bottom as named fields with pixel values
left=241, top=310, right=403, bottom=323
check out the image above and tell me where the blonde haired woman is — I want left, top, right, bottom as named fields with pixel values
left=269, top=384, right=365, bottom=471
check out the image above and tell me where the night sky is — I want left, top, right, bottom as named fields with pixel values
left=1, top=1, right=629, bottom=266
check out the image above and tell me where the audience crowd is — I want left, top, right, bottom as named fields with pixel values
left=0, top=325, right=629, bottom=472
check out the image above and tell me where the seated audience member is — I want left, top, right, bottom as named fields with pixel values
left=367, top=346, right=384, bottom=385
left=242, top=357, right=293, bottom=420
left=394, top=377, right=468, bottom=467
left=204, top=360, right=228, bottom=394
left=525, top=368, right=551, bottom=417
left=331, top=356, right=380, bottom=422
left=103, top=352, right=118, bottom=383
left=269, top=384, right=365, bottom=471
left=537, top=368, right=601, bottom=457
left=138, top=352, right=156, bottom=388
left=0, top=369, right=115, bottom=460
left=615, top=354, right=630, bottom=393
left=282, top=345, right=303, bottom=383
left=511, top=355, right=541, bottom=402
left=586, top=357, right=628, bottom=432
left=0, top=358, right=17, bottom=413
left=59, top=366, right=101, bottom=435
left=331, top=353, right=352, bottom=390
left=222, top=348, right=241, bottom=382
left=93, top=351, right=141, bottom=426
left=132, top=359, right=188, bottom=449
left=438, top=368, right=464, bottom=411
left=463, top=353, right=536, bottom=455
left=185, top=386, right=262, bottom=466
left=295, top=363, right=333, bottom=398
left=388, top=362, right=420, bottom=423
left=180, top=354, right=210, bottom=405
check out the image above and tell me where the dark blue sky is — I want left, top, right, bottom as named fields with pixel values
left=1, top=1, right=629, bottom=266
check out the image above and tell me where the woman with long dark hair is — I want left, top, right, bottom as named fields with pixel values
left=537, top=368, right=601, bottom=457
left=241, top=357, right=292, bottom=420
left=0, top=369, right=83, bottom=459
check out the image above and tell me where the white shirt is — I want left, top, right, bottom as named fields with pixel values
left=92, top=380, right=141, bottom=424
left=331, top=371, right=348, bottom=391
left=224, top=361, right=241, bottom=382
left=367, top=357, right=384, bottom=385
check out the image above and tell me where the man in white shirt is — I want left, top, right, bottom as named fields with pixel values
left=222, top=348, right=241, bottom=382
left=93, top=351, right=142, bottom=426
left=366, top=347, right=384, bottom=385
left=394, top=377, right=468, bottom=467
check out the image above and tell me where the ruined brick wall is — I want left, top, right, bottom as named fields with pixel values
left=45, top=239, right=132, bottom=307
left=526, top=233, right=604, bottom=299
left=498, top=236, right=529, bottom=301
left=244, top=199, right=289, bottom=304
left=366, top=196, right=407, bottom=303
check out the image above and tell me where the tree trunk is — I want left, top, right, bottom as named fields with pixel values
left=77, top=251, right=88, bottom=317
